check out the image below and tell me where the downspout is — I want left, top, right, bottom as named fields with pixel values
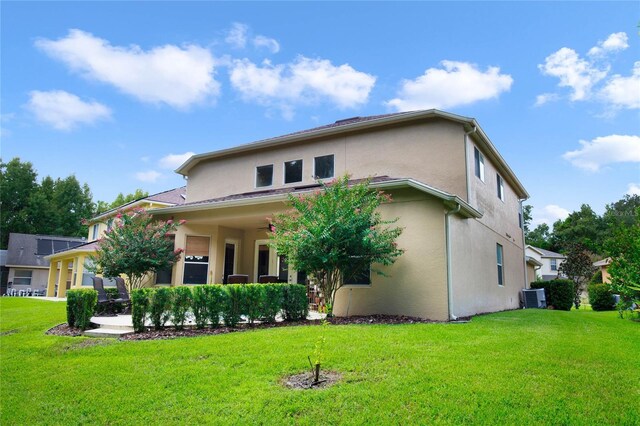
left=445, top=203, right=461, bottom=321
left=519, top=199, right=528, bottom=290
left=463, top=125, right=477, bottom=203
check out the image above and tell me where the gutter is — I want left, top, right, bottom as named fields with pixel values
left=445, top=203, right=461, bottom=321
left=520, top=199, right=529, bottom=289
left=463, top=125, right=477, bottom=203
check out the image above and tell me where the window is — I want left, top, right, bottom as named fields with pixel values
left=496, top=244, right=504, bottom=286
left=284, top=159, right=303, bottom=184
left=107, top=219, right=114, bottom=232
left=13, top=270, right=32, bottom=286
left=518, top=212, right=523, bottom=229
left=183, top=236, right=210, bottom=284
left=92, top=224, right=99, bottom=240
left=551, top=258, right=557, bottom=271
left=314, top=154, right=334, bottom=179
left=256, top=165, right=273, bottom=187
left=497, top=174, right=504, bottom=201
left=474, top=147, right=485, bottom=181
left=344, top=265, right=371, bottom=285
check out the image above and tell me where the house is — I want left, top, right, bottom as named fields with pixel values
left=141, top=109, right=529, bottom=321
left=525, top=245, right=566, bottom=281
left=45, top=187, right=186, bottom=297
left=5, top=233, right=86, bottom=295
left=593, top=258, right=612, bottom=284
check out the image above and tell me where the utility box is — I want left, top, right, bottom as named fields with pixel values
left=522, top=288, right=547, bottom=309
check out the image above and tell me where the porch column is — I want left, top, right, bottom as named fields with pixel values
left=46, top=261, right=58, bottom=297
left=56, top=260, right=70, bottom=298
left=74, top=256, right=85, bottom=288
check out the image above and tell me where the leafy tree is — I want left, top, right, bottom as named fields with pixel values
left=526, top=223, right=552, bottom=249
left=51, top=176, right=94, bottom=237
left=522, top=204, right=533, bottom=235
left=96, top=189, right=149, bottom=214
left=603, top=194, right=640, bottom=230
left=88, top=209, right=185, bottom=291
left=558, top=243, right=596, bottom=309
left=0, top=158, right=39, bottom=247
left=550, top=204, right=607, bottom=254
left=270, top=175, right=404, bottom=315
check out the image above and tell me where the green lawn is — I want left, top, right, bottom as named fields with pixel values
left=1, top=298, right=638, bottom=425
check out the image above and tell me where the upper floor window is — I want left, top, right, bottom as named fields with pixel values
left=284, top=159, right=303, bottom=184
left=474, top=147, right=485, bottom=181
left=497, top=174, right=504, bottom=201
left=314, top=154, right=334, bottom=179
left=107, top=219, right=114, bottom=232
left=550, top=258, right=557, bottom=271
left=496, top=243, right=504, bottom=286
left=256, top=164, right=274, bottom=187
left=92, top=224, right=99, bottom=240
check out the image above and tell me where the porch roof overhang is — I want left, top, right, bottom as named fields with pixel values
left=526, top=256, right=543, bottom=267
left=149, top=178, right=483, bottom=219
left=44, top=241, right=100, bottom=261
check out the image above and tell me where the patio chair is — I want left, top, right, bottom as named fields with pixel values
left=114, top=277, right=132, bottom=314
left=258, top=275, right=279, bottom=283
left=227, top=274, right=249, bottom=284
left=92, top=277, right=123, bottom=315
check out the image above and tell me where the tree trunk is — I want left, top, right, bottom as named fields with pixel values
left=314, top=363, right=320, bottom=383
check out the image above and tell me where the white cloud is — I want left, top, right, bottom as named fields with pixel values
left=27, top=90, right=111, bottom=131
left=135, top=170, right=162, bottom=183
left=386, top=61, right=513, bottom=111
left=159, top=152, right=195, bottom=169
left=253, top=35, right=280, bottom=53
left=626, top=183, right=640, bottom=196
left=562, top=134, right=640, bottom=172
left=599, top=61, right=640, bottom=110
left=532, top=204, right=571, bottom=227
left=538, top=47, right=607, bottom=101
left=229, top=56, right=376, bottom=116
left=588, top=32, right=629, bottom=57
left=534, top=93, right=560, bottom=107
left=225, top=23, right=248, bottom=49
left=36, top=29, right=219, bottom=109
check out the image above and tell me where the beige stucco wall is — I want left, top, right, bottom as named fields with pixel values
left=332, top=190, right=449, bottom=321
left=186, top=119, right=467, bottom=204
left=8, top=267, right=49, bottom=290
left=526, top=263, right=537, bottom=285
left=601, top=266, right=611, bottom=284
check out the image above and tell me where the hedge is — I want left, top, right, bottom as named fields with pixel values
left=588, top=284, right=616, bottom=311
left=66, top=289, right=98, bottom=330
left=130, top=283, right=307, bottom=332
left=530, top=279, right=574, bottom=311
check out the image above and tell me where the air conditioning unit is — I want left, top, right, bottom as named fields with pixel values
left=522, top=288, right=547, bottom=309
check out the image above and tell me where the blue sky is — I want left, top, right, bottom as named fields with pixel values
left=2, top=1, right=639, bottom=226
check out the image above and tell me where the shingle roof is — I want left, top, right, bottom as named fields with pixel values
left=6, top=233, right=87, bottom=267
left=534, top=247, right=566, bottom=258
left=91, top=186, right=187, bottom=222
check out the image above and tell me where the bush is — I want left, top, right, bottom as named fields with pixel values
left=222, top=285, right=245, bottom=327
left=589, top=284, right=616, bottom=311
left=171, top=287, right=192, bottom=330
left=66, top=289, right=98, bottom=330
left=192, top=286, right=208, bottom=329
left=245, top=284, right=266, bottom=324
left=262, top=284, right=284, bottom=323
left=530, top=279, right=574, bottom=311
left=590, top=270, right=603, bottom=285
left=282, top=284, right=308, bottom=321
left=131, top=288, right=152, bottom=332
left=150, top=287, right=172, bottom=330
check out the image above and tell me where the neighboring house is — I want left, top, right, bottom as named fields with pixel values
left=140, top=109, right=530, bottom=321
left=525, top=255, right=543, bottom=285
left=593, top=258, right=612, bottom=284
left=5, top=233, right=86, bottom=295
left=525, top=245, right=566, bottom=281
left=45, top=187, right=186, bottom=297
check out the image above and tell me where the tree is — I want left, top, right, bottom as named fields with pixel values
left=559, top=243, right=596, bottom=309
left=96, top=189, right=149, bottom=214
left=603, top=194, right=640, bottom=230
left=0, top=158, right=39, bottom=248
left=522, top=204, right=533, bottom=235
left=527, top=223, right=552, bottom=249
left=88, top=208, right=185, bottom=291
left=51, top=176, right=94, bottom=237
left=270, top=175, right=404, bottom=315
left=550, top=204, right=607, bottom=254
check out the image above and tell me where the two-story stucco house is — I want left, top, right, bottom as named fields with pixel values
left=141, top=109, right=529, bottom=321
left=525, top=245, right=566, bottom=282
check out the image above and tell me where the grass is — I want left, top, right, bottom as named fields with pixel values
left=1, top=298, right=638, bottom=425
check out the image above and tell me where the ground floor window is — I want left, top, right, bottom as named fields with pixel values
left=344, top=266, right=371, bottom=285
left=183, top=236, right=210, bottom=284
left=13, top=270, right=32, bottom=285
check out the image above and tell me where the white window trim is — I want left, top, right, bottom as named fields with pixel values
left=13, top=269, right=33, bottom=286
left=183, top=234, right=211, bottom=285
left=474, top=147, right=485, bottom=182
left=312, top=154, right=335, bottom=180
left=497, top=243, right=504, bottom=286
left=497, top=174, right=505, bottom=202
left=255, top=164, right=274, bottom=189
left=283, top=158, right=304, bottom=185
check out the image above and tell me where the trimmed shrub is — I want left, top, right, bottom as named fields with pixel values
left=150, top=287, right=172, bottom=330
left=531, top=279, right=574, bottom=311
left=204, top=285, right=226, bottom=328
left=66, top=289, right=98, bottom=330
left=245, top=284, right=266, bottom=324
left=262, top=284, right=284, bottom=323
left=282, top=284, right=308, bottom=321
left=589, top=284, right=616, bottom=311
left=131, top=288, right=152, bottom=332
left=590, top=270, right=603, bottom=285
left=171, top=286, right=192, bottom=330
left=222, top=284, right=245, bottom=327
left=192, top=286, right=208, bottom=329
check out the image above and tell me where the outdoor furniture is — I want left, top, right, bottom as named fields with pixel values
left=227, top=274, right=249, bottom=284
left=258, top=275, right=279, bottom=283
left=92, top=276, right=124, bottom=314
left=114, top=277, right=132, bottom=313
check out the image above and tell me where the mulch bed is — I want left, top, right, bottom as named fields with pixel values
left=46, top=323, right=86, bottom=337
left=282, top=371, right=343, bottom=390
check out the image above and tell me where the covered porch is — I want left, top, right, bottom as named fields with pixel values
left=45, top=242, right=98, bottom=298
